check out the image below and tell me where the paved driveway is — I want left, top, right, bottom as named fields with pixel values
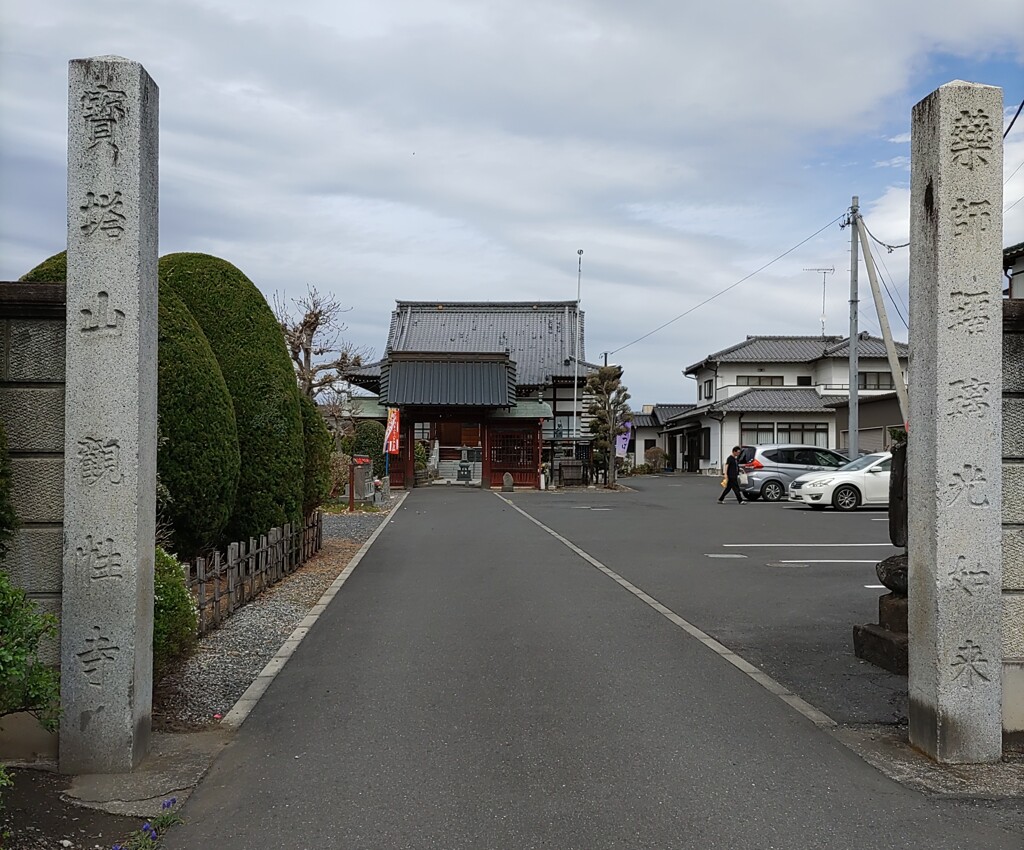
left=507, top=475, right=907, bottom=725
left=165, top=482, right=1021, bottom=850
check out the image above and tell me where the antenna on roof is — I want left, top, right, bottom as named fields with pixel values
left=804, top=267, right=834, bottom=336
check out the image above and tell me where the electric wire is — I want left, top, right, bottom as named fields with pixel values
left=872, top=247, right=913, bottom=331
left=607, top=213, right=847, bottom=356
left=1004, top=95, right=1024, bottom=139
left=1004, top=157, right=1023, bottom=186
left=861, top=219, right=908, bottom=253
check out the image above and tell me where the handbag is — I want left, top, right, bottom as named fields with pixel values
left=738, top=472, right=749, bottom=486
left=720, top=476, right=728, bottom=488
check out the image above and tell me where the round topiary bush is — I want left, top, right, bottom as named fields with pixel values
left=158, top=282, right=241, bottom=558
left=160, top=253, right=304, bottom=541
left=299, top=394, right=333, bottom=516
left=353, top=420, right=386, bottom=480
left=19, top=250, right=66, bottom=283
left=153, top=547, right=198, bottom=679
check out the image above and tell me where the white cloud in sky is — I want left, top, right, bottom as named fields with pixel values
left=1, top=0, right=1022, bottom=404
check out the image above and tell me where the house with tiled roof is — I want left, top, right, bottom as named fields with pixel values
left=661, top=333, right=908, bottom=474
left=345, top=301, right=599, bottom=488
left=626, top=404, right=694, bottom=470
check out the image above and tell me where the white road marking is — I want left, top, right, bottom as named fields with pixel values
left=724, top=543, right=893, bottom=548
left=871, top=518, right=888, bottom=522
left=222, top=491, right=410, bottom=730
left=779, top=559, right=879, bottom=564
left=495, top=492, right=836, bottom=730
left=590, top=507, right=614, bottom=511
left=864, top=584, right=886, bottom=588
left=706, top=553, right=748, bottom=559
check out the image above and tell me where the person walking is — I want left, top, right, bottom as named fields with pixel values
left=718, top=446, right=745, bottom=504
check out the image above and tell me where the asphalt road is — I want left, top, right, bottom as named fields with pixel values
left=165, top=481, right=1021, bottom=849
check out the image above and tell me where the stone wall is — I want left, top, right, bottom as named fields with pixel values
left=1003, top=298, right=1024, bottom=740
left=0, top=281, right=66, bottom=759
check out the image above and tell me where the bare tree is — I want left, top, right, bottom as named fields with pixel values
left=274, top=286, right=372, bottom=399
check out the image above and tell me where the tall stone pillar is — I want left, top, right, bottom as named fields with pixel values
left=60, top=56, right=158, bottom=773
left=908, top=81, right=1003, bottom=763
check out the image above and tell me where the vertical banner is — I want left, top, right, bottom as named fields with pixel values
left=615, top=420, right=632, bottom=459
left=384, top=408, right=401, bottom=454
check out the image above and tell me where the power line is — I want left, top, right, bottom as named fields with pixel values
left=872, top=250, right=909, bottom=330
left=861, top=219, right=908, bottom=253
left=1004, top=157, right=1023, bottom=186
left=608, top=213, right=846, bottom=356
left=1005, top=94, right=1024, bottom=139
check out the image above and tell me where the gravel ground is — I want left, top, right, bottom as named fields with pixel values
left=153, top=499, right=399, bottom=731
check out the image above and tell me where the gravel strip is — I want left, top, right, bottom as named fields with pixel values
left=153, top=498, right=399, bottom=731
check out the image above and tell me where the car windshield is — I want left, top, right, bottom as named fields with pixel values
left=838, top=453, right=886, bottom=472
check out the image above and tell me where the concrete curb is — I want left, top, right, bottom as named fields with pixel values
left=221, top=492, right=409, bottom=730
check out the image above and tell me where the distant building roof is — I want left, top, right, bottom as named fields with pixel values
left=685, top=333, right=907, bottom=374
left=714, top=387, right=830, bottom=413
left=661, top=389, right=828, bottom=430
left=384, top=301, right=597, bottom=387
left=651, top=403, right=694, bottom=423
left=630, top=414, right=657, bottom=428
left=380, top=352, right=516, bottom=407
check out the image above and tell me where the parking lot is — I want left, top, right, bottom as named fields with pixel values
left=507, top=473, right=907, bottom=725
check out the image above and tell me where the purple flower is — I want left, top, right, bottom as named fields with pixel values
left=162, top=797, right=176, bottom=810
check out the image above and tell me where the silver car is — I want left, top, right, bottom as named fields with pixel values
left=737, top=444, right=848, bottom=502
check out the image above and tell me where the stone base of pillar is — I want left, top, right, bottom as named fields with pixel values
left=854, top=593, right=908, bottom=676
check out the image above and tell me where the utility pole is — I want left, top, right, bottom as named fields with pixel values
left=572, top=249, right=583, bottom=443
left=848, top=196, right=860, bottom=459
left=804, top=267, right=834, bottom=336
left=602, top=352, right=608, bottom=367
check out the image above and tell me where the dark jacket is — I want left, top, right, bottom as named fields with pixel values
left=725, top=454, right=740, bottom=481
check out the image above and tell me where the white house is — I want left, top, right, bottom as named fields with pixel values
left=626, top=404, right=693, bottom=470
left=661, top=333, right=909, bottom=473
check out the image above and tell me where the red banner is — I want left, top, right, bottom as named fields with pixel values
left=384, top=408, right=400, bottom=454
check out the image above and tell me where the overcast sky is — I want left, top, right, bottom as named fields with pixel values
left=2, top=1, right=1022, bottom=405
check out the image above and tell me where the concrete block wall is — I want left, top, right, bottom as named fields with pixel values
left=0, top=281, right=65, bottom=759
left=1003, top=299, right=1024, bottom=741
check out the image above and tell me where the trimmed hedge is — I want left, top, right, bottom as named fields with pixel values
left=18, top=250, right=66, bottom=283
left=353, top=420, right=386, bottom=480
left=299, top=394, right=333, bottom=516
left=160, top=253, right=304, bottom=541
left=158, top=282, right=241, bottom=558
left=153, top=547, right=198, bottom=679
left=0, top=422, right=16, bottom=562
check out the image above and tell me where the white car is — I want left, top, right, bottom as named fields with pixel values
left=788, top=452, right=892, bottom=511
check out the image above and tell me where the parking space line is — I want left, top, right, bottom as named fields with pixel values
left=724, top=543, right=892, bottom=548
left=779, top=559, right=879, bottom=564
left=495, top=492, right=837, bottom=730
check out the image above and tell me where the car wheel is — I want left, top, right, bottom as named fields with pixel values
left=761, top=481, right=784, bottom=502
left=833, top=485, right=860, bottom=511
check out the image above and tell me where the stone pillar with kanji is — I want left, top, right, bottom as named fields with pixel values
left=60, top=56, right=159, bottom=773
left=908, top=81, right=1003, bottom=763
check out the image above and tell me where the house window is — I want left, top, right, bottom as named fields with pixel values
left=740, top=422, right=775, bottom=445
left=700, top=428, right=711, bottom=459
left=737, top=376, right=784, bottom=386
left=858, top=372, right=895, bottom=390
left=796, top=376, right=812, bottom=386
left=702, top=379, right=714, bottom=400
left=776, top=422, right=829, bottom=447
left=644, top=438, right=656, bottom=453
